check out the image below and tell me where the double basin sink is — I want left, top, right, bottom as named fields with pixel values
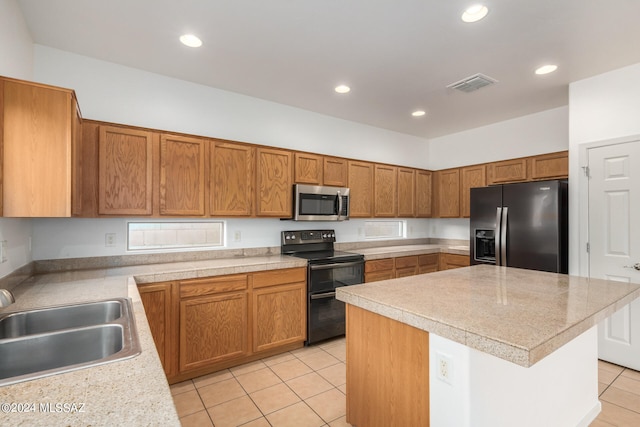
left=0, top=298, right=141, bottom=386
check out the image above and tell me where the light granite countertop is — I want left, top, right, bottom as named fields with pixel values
left=0, top=255, right=306, bottom=427
left=336, top=264, right=640, bottom=367
left=352, top=244, right=469, bottom=260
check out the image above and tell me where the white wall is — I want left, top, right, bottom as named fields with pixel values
left=568, top=62, right=640, bottom=274
left=0, top=0, right=34, bottom=277
left=428, top=106, right=568, bottom=170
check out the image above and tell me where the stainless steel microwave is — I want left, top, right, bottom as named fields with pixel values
left=293, top=184, right=350, bottom=221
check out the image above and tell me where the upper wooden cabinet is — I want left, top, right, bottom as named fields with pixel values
left=374, top=164, right=397, bottom=217
left=348, top=160, right=374, bottom=217
left=397, top=167, right=416, bottom=217
left=323, top=156, right=348, bottom=187
left=211, top=141, right=254, bottom=216
left=460, top=165, right=486, bottom=218
left=294, top=152, right=322, bottom=185
left=159, top=134, right=206, bottom=216
left=434, top=168, right=460, bottom=218
left=486, top=158, right=528, bottom=185
left=98, top=125, right=154, bottom=215
left=256, top=147, right=293, bottom=217
left=415, top=169, right=433, bottom=218
left=1, top=77, right=81, bottom=217
left=530, top=151, right=568, bottom=180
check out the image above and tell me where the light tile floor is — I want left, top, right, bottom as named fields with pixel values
left=172, top=339, right=640, bottom=426
left=172, top=337, right=351, bottom=427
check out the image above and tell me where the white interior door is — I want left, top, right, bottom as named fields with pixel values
left=588, top=140, right=640, bottom=370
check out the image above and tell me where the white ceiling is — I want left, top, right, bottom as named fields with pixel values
left=16, top=0, right=640, bottom=139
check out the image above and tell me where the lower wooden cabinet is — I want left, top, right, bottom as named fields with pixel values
left=365, top=252, right=470, bottom=282
left=138, top=267, right=306, bottom=383
left=138, top=281, right=179, bottom=377
left=439, top=253, right=471, bottom=270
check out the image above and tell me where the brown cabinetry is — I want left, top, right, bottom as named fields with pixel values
left=294, top=152, right=322, bottom=185
left=374, top=164, right=397, bottom=217
left=323, top=156, right=348, bottom=187
left=98, top=125, right=154, bottom=215
left=395, top=256, right=418, bottom=278
left=1, top=77, right=81, bottom=217
left=256, top=147, right=293, bottom=217
left=138, top=281, right=179, bottom=377
left=397, top=168, right=416, bottom=217
left=416, top=170, right=433, bottom=218
left=530, top=151, right=568, bottom=180
left=211, top=141, right=254, bottom=216
left=418, top=254, right=439, bottom=274
left=487, top=158, right=528, bottom=185
left=178, top=274, right=250, bottom=372
left=434, top=168, right=460, bottom=218
left=159, top=134, right=206, bottom=216
left=439, top=253, right=470, bottom=270
left=365, top=259, right=395, bottom=282
left=460, top=165, right=486, bottom=218
left=252, top=268, right=306, bottom=353
left=348, top=160, right=374, bottom=217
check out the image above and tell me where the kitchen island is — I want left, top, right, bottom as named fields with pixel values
left=336, top=265, right=640, bottom=427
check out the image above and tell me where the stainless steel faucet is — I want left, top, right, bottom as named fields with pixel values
left=0, top=289, right=15, bottom=307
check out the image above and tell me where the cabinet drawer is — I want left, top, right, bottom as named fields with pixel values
left=365, top=271, right=395, bottom=283
left=365, top=259, right=394, bottom=273
left=418, top=254, right=439, bottom=273
left=252, top=267, right=306, bottom=289
left=395, top=267, right=418, bottom=278
left=395, top=255, right=418, bottom=269
left=180, top=274, right=248, bottom=298
left=440, top=253, right=470, bottom=270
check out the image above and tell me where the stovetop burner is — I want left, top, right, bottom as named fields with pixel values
left=280, top=230, right=363, bottom=263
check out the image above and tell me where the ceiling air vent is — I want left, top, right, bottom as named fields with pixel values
left=447, top=73, right=497, bottom=93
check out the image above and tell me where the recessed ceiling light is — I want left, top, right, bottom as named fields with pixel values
left=462, top=4, right=489, bottom=23
left=179, top=34, right=203, bottom=48
left=334, top=85, right=351, bottom=94
left=412, top=110, right=426, bottom=117
left=535, top=64, right=558, bottom=75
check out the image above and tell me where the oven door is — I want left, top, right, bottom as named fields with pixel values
left=307, top=259, right=364, bottom=344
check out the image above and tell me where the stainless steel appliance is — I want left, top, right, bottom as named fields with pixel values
left=292, top=184, right=350, bottom=221
left=470, top=179, right=568, bottom=273
left=281, top=229, right=364, bottom=344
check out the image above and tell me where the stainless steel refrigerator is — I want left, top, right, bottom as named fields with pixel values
left=470, top=179, right=568, bottom=273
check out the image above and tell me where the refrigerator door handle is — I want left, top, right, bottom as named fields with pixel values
left=496, top=207, right=502, bottom=266
left=501, top=207, right=508, bottom=266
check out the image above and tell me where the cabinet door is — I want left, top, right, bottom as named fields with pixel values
left=530, top=151, right=568, bottom=180
left=487, top=158, right=528, bottom=185
left=98, top=126, right=153, bottom=215
left=138, top=282, right=178, bottom=377
left=418, top=254, right=439, bottom=274
left=415, top=170, right=433, bottom=218
left=2, top=79, right=75, bottom=217
left=460, top=165, right=486, bottom=218
left=323, top=156, right=348, bottom=187
left=294, top=152, right=322, bottom=185
left=160, top=134, right=206, bottom=216
left=348, top=161, right=374, bottom=217
left=71, top=98, right=83, bottom=216
left=256, top=147, right=293, bottom=217
left=253, top=282, right=306, bottom=353
left=365, top=259, right=395, bottom=282
left=179, top=292, right=249, bottom=372
left=397, top=168, right=416, bottom=217
left=211, top=141, right=254, bottom=216
left=439, top=253, right=470, bottom=270
left=435, top=168, right=460, bottom=218
left=374, top=164, right=398, bottom=217
left=395, top=255, right=418, bottom=278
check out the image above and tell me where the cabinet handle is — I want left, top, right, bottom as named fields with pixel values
left=623, top=263, right=640, bottom=271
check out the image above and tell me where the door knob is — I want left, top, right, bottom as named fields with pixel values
left=623, top=263, right=640, bottom=271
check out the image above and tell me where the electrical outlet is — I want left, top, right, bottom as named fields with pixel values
left=436, top=352, right=453, bottom=384
left=234, top=231, right=242, bottom=242
left=105, top=233, right=116, bottom=247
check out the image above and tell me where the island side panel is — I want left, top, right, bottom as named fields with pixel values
left=345, top=304, right=430, bottom=427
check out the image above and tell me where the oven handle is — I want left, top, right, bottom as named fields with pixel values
left=310, top=291, right=336, bottom=300
left=309, top=261, right=363, bottom=271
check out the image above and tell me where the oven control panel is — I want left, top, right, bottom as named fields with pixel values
left=281, top=230, right=336, bottom=245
